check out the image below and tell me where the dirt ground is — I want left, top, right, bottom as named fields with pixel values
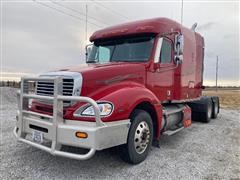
left=203, top=89, right=240, bottom=110
left=0, top=87, right=240, bottom=180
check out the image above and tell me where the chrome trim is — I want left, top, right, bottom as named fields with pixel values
left=13, top=127, right=96, bottom=160
left=154, top=37, right=163, bottom=63
left=39, top=71, right=82, bottom=96
left=36, top=71, right=82, bottom=106
left=162, top=127, right=184, bottom=136
left=134, top=121, right=150, bottom=154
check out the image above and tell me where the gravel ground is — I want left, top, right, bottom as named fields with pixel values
left=1, top=87, right=240, bottom=180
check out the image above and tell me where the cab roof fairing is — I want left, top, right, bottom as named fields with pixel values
left=89, top=17, right=185, bottom=42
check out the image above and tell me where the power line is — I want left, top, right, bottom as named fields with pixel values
left=32, top=0, right=103, bottom=28
left=90, top=0, right=129, bottom=21
left=49, top=0, right=110, bottom=26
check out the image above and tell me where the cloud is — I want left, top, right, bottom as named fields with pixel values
left=197, top=22, right=216, bottom=31
left=205, top=51, right=216, bottom=58
left=2, top=1, right=239, bottom=86
left=223, top=34, right=234, bottom=39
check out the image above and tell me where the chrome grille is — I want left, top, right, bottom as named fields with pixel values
left=37, top=78, right=74, bottom=96
left=34, top=71, right=82, bottom=107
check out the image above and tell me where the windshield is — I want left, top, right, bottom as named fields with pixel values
left=87, top=36, right=155, bottom=63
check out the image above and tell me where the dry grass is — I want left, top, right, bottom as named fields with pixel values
left=203, top=89, right=240, bottom=110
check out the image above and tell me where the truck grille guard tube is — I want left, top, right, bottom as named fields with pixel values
left=14, top=76, right=105, bottom=160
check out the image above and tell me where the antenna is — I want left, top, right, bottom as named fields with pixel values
left=85, top=4, right=88, bottom=44
left=85, top=4, right=88, bottom=61
left=181, top=0, right=183, bottom=26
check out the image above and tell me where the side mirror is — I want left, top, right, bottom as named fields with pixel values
left=174, top=34, right=184, bottom=64
left=85, top=44, right=93, bottom=61
left=174, top=34, right=184, bottom=54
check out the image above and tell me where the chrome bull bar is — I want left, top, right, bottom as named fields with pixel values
left=14, top=76, right=105, bottom=160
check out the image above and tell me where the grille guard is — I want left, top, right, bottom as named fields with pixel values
left=14, top=76, right=105, bottom=160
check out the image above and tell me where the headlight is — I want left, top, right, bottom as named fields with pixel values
left=73, top=102, right=113, bottom=117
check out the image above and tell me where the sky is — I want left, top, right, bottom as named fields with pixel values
left=1, top=0, right=239, bottom=86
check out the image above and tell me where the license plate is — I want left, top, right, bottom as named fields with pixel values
left=32, top=131, right=43, bottom=143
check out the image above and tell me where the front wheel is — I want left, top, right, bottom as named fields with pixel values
left=119, top=109, right=153, bottom=164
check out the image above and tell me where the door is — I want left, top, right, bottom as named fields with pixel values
left=148, top=37, right=175, bottom=101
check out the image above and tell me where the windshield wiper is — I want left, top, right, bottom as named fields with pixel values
left=87, top=60, right=98, bottom=63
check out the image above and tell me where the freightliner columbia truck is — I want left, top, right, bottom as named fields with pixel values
left=14, top=18, right=220, bottom=164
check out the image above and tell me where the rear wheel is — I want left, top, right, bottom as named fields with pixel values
left=119, top=109, right=153, bottom=164
left=202, top=99, right=212, bottom=123
left=188, top=96, right=219, bottom=123
left=212, top=98, right=219, bottom=119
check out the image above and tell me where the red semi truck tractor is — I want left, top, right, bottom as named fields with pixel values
left=14, top=18, right=219, bottom=164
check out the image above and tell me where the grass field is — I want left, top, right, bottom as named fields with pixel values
left=203, top=89, right=240, bottom=110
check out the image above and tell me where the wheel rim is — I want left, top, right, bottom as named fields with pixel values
left=208, top=103, right=212, bottom=118
left=215, top=102, right=218, bottom=114
left=134, top=121, right=150, bottom=154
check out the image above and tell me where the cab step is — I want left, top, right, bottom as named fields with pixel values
left=162, top=126, right=184, bottom=136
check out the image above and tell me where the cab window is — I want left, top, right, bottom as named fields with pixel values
left=160, top=39, right=172, bottom=63
left=98, top=46, right=111, bottom=63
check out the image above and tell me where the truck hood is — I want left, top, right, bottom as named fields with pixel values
left=58, top=62, right=143, bottom=73
left=58, top=62, right=146, bottom=97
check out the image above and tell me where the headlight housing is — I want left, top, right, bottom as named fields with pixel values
left=73, top=102, right=114, bottom=117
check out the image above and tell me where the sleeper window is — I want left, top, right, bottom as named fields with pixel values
left=160, top=39, right=172, bottom=63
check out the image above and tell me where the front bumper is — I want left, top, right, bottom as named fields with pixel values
left=14, top=76, right=130, bottom=160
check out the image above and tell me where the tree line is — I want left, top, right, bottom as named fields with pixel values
left=0, top=81, right=20, bottom=88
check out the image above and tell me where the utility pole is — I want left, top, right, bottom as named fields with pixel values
left=215, top=56, right=219, bottom=92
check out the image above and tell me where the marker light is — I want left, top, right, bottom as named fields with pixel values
left=75, top=132, right=88, bottom=138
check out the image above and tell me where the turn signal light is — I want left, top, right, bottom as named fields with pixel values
left=75, top=132, right=88, bottom=138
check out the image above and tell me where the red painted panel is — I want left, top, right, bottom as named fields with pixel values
left=30, top=18, right=204, bottom=139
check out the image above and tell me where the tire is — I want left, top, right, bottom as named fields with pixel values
left=201, top=99, right=212, bottom=123
left=119, top=109, right=153, bottom=164
left=211, top=98, right=219, bottom=119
